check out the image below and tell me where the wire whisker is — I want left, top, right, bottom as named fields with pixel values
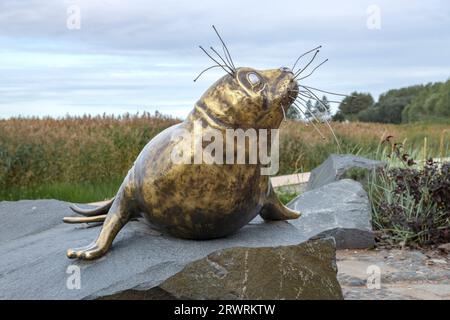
left=210, top=46, right=235, bottom=74
left=296, top=59, right=329, bottom=81
left=297, top=93, right=324, bottom=106
left=280, top=104, right=287, bottom=121
left=300, top=85, right=349, bottom=97
left=291, top=102, right=327, bottom=140
left=198, top=46, right=233, bottom=76
left=297, top=92, right=315, bottom=100
left=294, top=97, right=325, bottom=125
left=295, top=94, right=338, bottom=113
left=194, top=65, right=229, bottom=82
left=297, top=92, right=341, bottom=104
left=302, top=87, right=342, bottom=152
left=296, top=94, right=311, bottom=103
left=294, top=50, right=320, bottom=78
left=292, top=45, right=322, bottom=71
left=222, top=44, right=234, bottom=72
left=212, top=25, right=236, bottom=71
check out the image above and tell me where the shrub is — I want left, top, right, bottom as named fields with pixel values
left=368, top=139, right=450, bottom=247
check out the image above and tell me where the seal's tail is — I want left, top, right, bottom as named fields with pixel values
left=63, top=198, right=115, bottom=224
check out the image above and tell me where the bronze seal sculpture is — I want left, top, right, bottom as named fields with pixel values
left=64, top=27, right=338, bottom=260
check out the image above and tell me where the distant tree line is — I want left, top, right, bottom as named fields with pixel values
left=331, top=79, right=450, bottom=123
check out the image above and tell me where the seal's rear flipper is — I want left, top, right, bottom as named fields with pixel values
left=69, top=197, right=115, bottom=217
left=260, top=183, right=301, bottom=221
left=63, top=214, right=107, bottom=224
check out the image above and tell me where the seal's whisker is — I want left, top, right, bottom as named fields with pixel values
left=289, top=94, right=327, bottom=139
left=292, top=45, right=322, bottom=72
left=294, top=50, right=320, bottom=78
left=294, top=97, right=325, bottom=126
left=295, top=94, right=312, bottom=104
left=199, top=46, right=233, bottom=76
left=297, top=92, right=341, bottom=105
left=298, top=91, right=344, bottom=104
left=301, top=87, right=342, bottom=152
left=296, top=92, right=330, bottom=106
left=297, top=91, right=317, bottom=100
left=291, top=102, right=327, bottom=140
left=280, top=104, right=287, bottom=121
left=222, top=45, right=234, bottom=72
left=300, top=85, right=349, bottom=97
left=212, top=25, right=236, bottom=71
left=296, top=95, right=332, bottom=125
left=296, top=59, right=329, bottom=81
left=210, top=46, right=235, bottom=74
left=194, top=65, right=230, bottom=82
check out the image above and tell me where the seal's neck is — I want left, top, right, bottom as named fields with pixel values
left=187, top=103, right=229, bottom=130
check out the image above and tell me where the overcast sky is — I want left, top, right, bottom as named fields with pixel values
left=0, top=0, right=449, bottom=119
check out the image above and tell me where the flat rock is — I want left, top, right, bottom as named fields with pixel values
left=103, top=239, right=343, bottom=300
left=0, top=200, right=343, bottom=300
left=306, top=154, right=385, bottom=191
left=287, top=179, right=375, bottom=249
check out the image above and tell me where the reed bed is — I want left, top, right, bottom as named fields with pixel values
left=0, top=114, right=448, bottom=202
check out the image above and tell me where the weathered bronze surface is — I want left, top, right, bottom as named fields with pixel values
left=65, top=66, right=300, bottom=260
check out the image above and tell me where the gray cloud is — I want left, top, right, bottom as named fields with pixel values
left=0, top=0, right=449, bottom=118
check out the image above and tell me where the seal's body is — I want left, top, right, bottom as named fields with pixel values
left=132, top=124, right=266, bottom=239
left=65, top=67, right=301, bottom=260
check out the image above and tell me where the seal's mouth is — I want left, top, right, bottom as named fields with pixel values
left=279, top=68, right=298, bottom=111
left=286, top=78, right=299, bottom=105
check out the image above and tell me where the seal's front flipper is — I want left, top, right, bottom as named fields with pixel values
left=66, top=186, right=134, bottom=260
left=260, top=183, right=301, bottom=221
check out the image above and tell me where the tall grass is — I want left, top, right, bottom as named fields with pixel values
left=278, top=120, right=449, bottom=174
left=0, top=113, right=178, bottom=201
left=0, top=114, right=448, bottom=202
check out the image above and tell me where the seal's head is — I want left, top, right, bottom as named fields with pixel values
left=194, top=67, right=298, bottom=129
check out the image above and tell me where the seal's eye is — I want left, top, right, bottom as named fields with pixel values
left=247, top=72, right=261, bottom=85
left=237, top=70, right=265, bottom=93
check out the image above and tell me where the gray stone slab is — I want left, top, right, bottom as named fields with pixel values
left=287, top=179, right=375, bottom=249
left=0, top=200, right=71, bottom=244
left=0, top=200, right=309, bottom=299
left=306, top=154, right=385, bottom=191
left=0, top=187, right=374, bottom=299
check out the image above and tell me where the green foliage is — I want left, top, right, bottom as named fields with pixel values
left=338, top=92, right=374, bottom=120
left=342, top=167, right=371, bottom=185
left=0, top=179, right=123, bottom=203
left=333, top=81, right=450, bottom=124
left=402, top=80, right=450, bottom=123
left=275, top=189, right=300, bottom=205
left=358, top=85, right=424, bottom=124
left=366, top=138, right=450, bottom=247
left=332, top=111, right=346, bottom=122
left=368, top=161, right=450, bottom=246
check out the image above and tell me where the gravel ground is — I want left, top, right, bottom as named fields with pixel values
left=336, top=248, right=450, bottom=300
